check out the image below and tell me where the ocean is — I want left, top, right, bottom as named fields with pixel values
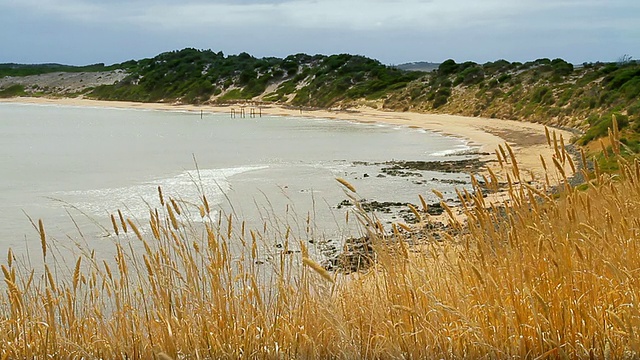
left=0, top=102, right=476, bottom=261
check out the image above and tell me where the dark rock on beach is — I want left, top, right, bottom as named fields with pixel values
left=336, top=199, right=445, bottom=217
left=322, top=236, right=375, bottom=273
left=381, top=159, right=487, bottom=174
left=324, top=157, right=486, bottom=273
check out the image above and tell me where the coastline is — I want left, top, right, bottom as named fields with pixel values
left=1, top=96, right=580, bottom=270
left=1, top=96, right=576, bottom=183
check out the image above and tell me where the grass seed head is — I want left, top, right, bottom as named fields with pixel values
left=38, top=219, right=46, bottom=261
left=336, top=177, right=357, bottom=193
left=303, top=257, right=334, bottom=283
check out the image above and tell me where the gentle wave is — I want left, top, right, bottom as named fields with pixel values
left=54, top=165, right=268, bottom=221
left=429, top=143, right=475, bottom=157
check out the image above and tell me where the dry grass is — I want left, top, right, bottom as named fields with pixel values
left=1, top=133, right=640, bottom=358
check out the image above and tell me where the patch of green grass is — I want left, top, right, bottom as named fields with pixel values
left=579, top=113, right=629, bottom=145
left=0, top=84, right=26, bottom=98
left=530, top=86, right=554, bottom=105
left=218, top=89, right=245, bottom=101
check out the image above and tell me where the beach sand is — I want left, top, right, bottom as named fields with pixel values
left=1, top=95, right=583, bottom=239
left=1, top=97, right=577, bottom=183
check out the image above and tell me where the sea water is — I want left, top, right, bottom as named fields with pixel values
left=0, top=102, right=475, bottom=260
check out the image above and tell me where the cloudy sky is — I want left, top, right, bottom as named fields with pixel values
left=0, top=0, right=638, bottom=65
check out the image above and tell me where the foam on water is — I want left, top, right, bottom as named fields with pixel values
left=0, top=102, right=482, bottom=253
left=429, top=143, right=476, bottom=157
left=54, top=165, right=268, bottom=222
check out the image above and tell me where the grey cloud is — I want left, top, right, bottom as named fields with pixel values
left=4, top=0, right=637, bottom=33
left=0, top=0, right=637, bottom=65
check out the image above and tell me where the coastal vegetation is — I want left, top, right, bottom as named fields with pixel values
left=2, top=48, right=640, bottom=357
left=88, top=51, right=640, bottom=170
left=0, top=84, right=26, bottom=98
left=3, top=48, right=639, bottom=151
left=86, top=48, right=421, bottom=106
left=390, top=58, right=640, bottom=143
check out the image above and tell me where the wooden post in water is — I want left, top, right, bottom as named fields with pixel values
left=231, top=108, right=235, bottom=118
left=259, top=107, right=262, bottom=118
left=200, top=110, right=203, bottom=119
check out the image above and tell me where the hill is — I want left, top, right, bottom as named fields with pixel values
left=86, top=49, right=422, bottom=107
left=1, top=48, right=639, bottom=150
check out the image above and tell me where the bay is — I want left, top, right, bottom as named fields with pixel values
left=0, top=102, right=475, bottom=259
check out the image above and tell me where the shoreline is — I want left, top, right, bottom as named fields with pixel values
left=1, top=96, right=576, bottom=182
left=1, top=96, right=579, bottom=270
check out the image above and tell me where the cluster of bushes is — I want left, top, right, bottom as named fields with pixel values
left=90, top=49, right=302, bottom=103
left=380, top=56, right=639, bottom=145
left=424, top=58, right=576, bottom=109
left=87, top=49, right=419, bottom=107
left=6, top=48, right=640, bottom=149
left=0, top=84, right=26, bottom=98
left=289, top=54, right=421, bottom=107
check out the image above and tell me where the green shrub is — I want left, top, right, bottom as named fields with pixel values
left=530, top=86, right=554, bottom=105
left=0, top=62, right=122, bottom=78
left=557, top=88, right=574, bottom=107
left=587, top=113, right=600, bottom=126
left=436, top=87, right=451, bottom=97
left=262, top=93, right=283, bottom=102
left=409, top=87, right=423, bottom=100
left=238, top=70, right=257, bottom=85
left=580, top=113, right=629, bottom=144
left=482, top=59, right=511, bottom=74
left=605, top=67, right=640, bottom=90
left=459, top=66, right=484, bottom=85
left=218, top=89, right=243, bottom=101
left=437, top=59, right=458, bottom=76
left=291, top=86, right=310, bottom=105
left=627, top=100, right=640, bottom=116
left=0, top=84, right=26, bottom=97
left=497, top=74, right=511, bottom=83
left=620, top=77, right=640, bottom=100
left=551, top=58, right=573, bottom=76
left=620, top=137, right=640, bottom=154
left=600, top=63, right=619, bottom=75
left=631, top=119, right=640, bottom=133
left=433, top=94, right=448, bottom=108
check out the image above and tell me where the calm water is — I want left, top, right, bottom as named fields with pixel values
left=0, top=102, right=475, bottom=258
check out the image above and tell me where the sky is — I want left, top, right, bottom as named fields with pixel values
left=0, top=0, right=638, bottom=66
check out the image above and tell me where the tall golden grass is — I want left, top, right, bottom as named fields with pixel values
left=1, top=129, right=639, bottom=358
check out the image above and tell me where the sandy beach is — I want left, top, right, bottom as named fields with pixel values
left=0, top=96, right=581, bottom=267
left=1, top=97, right=577, bottom=185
